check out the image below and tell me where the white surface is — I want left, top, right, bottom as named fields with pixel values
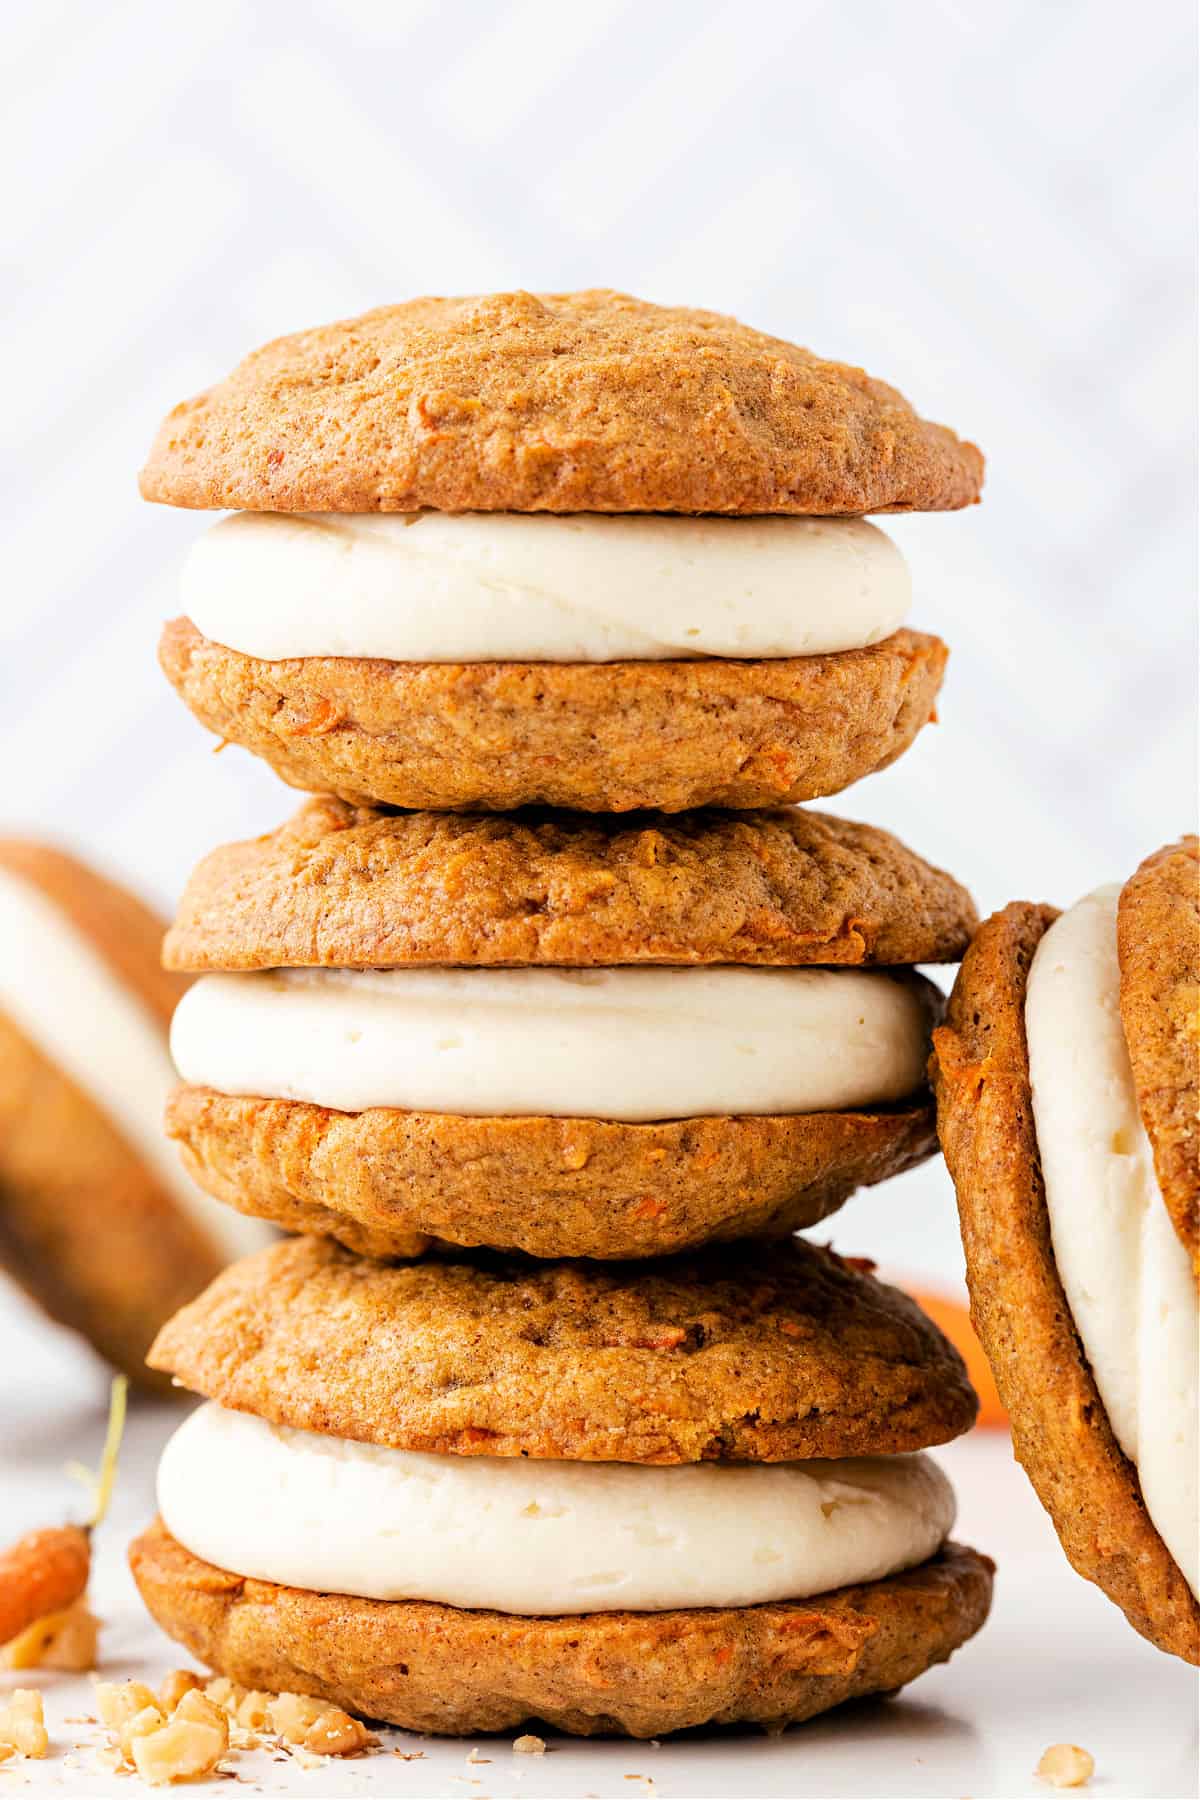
left=0, top=866, right=264, bottom=1264
left=181, top=510, right=910, bottom=661
left=1027, top=883, right=1199, bottom=1594
left=170, top=965, right=932, bottom=1121
left=159, top=1404, right=954, bottom=1613
left=2, top=1, right=1194, bottom=1287
left=1, top=1373, right=1196, bottom=1799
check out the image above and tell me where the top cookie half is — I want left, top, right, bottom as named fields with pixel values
left=140, top=290, right=983, bottom=517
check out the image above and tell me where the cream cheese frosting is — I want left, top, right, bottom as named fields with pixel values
left=158, top=1402, right=956, bottom=1615
left=0, top=867, right=267, bottom=1262
left=1026, top=883, right=1199, bottom=1596
left=169, top=965, right=933, bottom=1121
left=178, top=510, right=911, bottom=664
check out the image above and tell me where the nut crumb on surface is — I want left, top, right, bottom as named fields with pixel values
left=513, top=1732, right=547, bottom=1755
left=0, top=1688, right=49, bottom=1759
left=157, top=1670, right=202, bottom=1712
left=91, top=1673, right=376, bottom=1783
left=1037, top=1744, right=1095, bottom=1788
left=130, top=1690, right=228, bottom=1787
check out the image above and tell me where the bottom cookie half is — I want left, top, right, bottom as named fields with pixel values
left=130, top=1521, right=993, bottom=1739
left=166, top=1087, right=936, bottom=1260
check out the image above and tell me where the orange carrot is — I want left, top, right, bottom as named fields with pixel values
left=0, top=1525, right=90, bottom=1646
left=908, top=1290, right=1008, bottom=1430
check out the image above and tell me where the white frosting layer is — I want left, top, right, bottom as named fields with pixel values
left=170, top=966, right=931, bottom=1122
left=179, top=510, right=911, bottom=663
left=159, top=1403, right=955, bottom=1614
left=0, top=867, right=266, bottom=1262
left=1026, top=883, right=1199, bottom=1596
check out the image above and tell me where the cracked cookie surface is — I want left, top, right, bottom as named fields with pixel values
left=141, top=290, right=984, bottom=517
left=148, top=1235, right=978, bottom=1464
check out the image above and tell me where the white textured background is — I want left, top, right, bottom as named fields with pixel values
left=0, top=0, right=1195, bottom=1366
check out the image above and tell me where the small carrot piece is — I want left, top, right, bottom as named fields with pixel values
left=0, top=1525, right=90, bottom=1646
left=0, top=1376, right=127, bottom=1653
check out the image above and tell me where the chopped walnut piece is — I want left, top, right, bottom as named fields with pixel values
left=266, top=1691, right=327, bottom=1744
left=303, top=1709, right=373, bottom=1757
left=96, top=1680, right=160, bottom=1735
left=121, top=1704, right=167, bottom=1763
left=2, top=1600, right=100, bottom=1672
left=203, top=1676, right=245, bottom=1712
left=234, top=1689, right=273, bottom=1731
left=513, top=1733, right=546, bottom=1755
left=157, top=1670, right=202, bottom=1712
left=0, top=1688, right=49, bottom=1758
left=129, top=1690, right=228, bottom=1788
left=1037, top=1744, right=1095, bottom=1788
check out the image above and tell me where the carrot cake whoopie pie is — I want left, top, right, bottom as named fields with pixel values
left=933, top=836, right=1199, bottom=1663
left=0, top=840, right=267, bottom=1384
left=144, top=291, right=983, bottom=814
left=130, top=1237, right=993, bottom=1737
left=160, top=797, right=976, bottom=1261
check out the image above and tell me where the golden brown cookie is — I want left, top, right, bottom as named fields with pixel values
left=140, top=291, right=984, bottom=518
left=148, top=1235, right=978, bottom=1464
left=165, top=1086, right=935, bottom=1262
left=932, top=904, right=1200, bottom=1662
left=159, top=619, right=949, bottom=817
left=164, top=796, right=976, bottom=972
left=0, top=843, right=224, bottom=1386
left=130, top=1520, right=993, bottom=1738
left=159, top=619, right=947, bottom=814
left=1117, top=836, right=1199, bottom=1273
left=0, top=1012, right=223, bottom=1387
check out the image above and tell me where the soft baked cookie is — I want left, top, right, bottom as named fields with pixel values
left=131, top=1522, right=993, bottom=1739
left=159, top=616, right=948, bottom=814
left=164, top=796, right=977, bottom=971
left=146, top=293, right=981, bottom=813
left=163, top=800, right=968, bottom=1260
left=0, top=841, right=268, bottom=1384
left=140, top=290, right=984, bottom=516
left=146, top=1235, right=980, bottom=1463
left=1117, top=837, right=1199, bottom=1270
left=132, top=1234, right=989, bottom=1736
left=165, top=1087, right=934, bottom=1263
left=932, top=846, right=1199, bottom=1662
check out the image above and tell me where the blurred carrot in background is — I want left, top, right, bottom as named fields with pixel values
left=907, top=1289, right=1008, bottom=1430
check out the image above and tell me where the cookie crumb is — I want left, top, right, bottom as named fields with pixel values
left=1037, top=1744, right=1094, bottom=1788
left=513, top=1733, right=546, bottom=1755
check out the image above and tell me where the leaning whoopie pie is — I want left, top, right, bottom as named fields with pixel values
left=160, top=797, right=976, bottom=1261
left=144, top=290, right=984, bottom=814
left=130, top=1236, right=992, bottom=1737
left=933, top=836, right=1199, bottom=1663
left=0, top=840, right=267, bottom=1384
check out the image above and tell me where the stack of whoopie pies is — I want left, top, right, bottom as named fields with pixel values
left=129, top=291, right=996, bottom=1737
